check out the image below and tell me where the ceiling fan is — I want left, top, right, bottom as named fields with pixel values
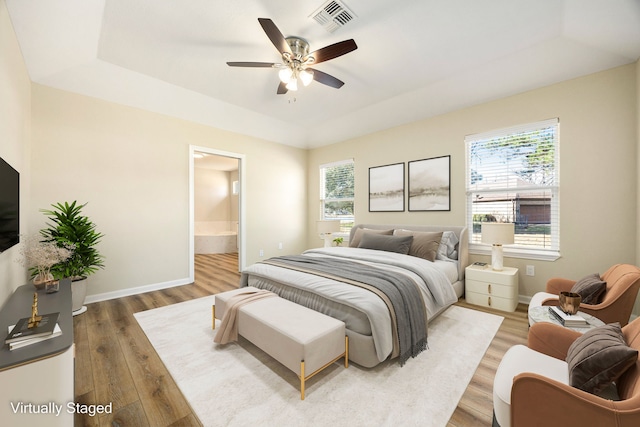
left=227, top=18, right=358, bottom=94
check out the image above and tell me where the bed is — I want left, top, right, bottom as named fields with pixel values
left=240, top=224, right=468, bottom=368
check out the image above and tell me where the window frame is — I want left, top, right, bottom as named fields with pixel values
left=320, top=159, right=355, bottom=234
left=465, top=118, right=560, bottom=261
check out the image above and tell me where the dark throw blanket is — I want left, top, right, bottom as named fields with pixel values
left=262, top=255, right=428, bottom=366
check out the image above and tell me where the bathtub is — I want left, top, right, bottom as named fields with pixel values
left=195, top=231, right=238, bottom=254
left=194, top=221, right=238, bottom=254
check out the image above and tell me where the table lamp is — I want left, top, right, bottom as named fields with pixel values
left=316, top=220, right=341, bottom=248
left=481, top=223, right=514, bottom=271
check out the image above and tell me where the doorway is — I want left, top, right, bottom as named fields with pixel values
left=189, top=146, right=246, bottom=282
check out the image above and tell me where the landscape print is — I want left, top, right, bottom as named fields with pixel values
left=409, top=156, right=450, bottom=211
left=369, top=163, right=405, bottom=212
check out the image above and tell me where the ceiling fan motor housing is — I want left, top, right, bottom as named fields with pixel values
left=284, top=37, right=313, bottom=65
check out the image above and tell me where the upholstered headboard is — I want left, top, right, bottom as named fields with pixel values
left=349, top=224, right=469, bottom=283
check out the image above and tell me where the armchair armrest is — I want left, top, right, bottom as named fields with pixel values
left=511, top=373, right=618, bottom=427
left=545, top=277, right=576, bottom=294
left=527, top=322, right=581, bottom=360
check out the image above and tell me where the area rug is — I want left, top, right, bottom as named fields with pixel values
left=135, top=296, right=503, bottom=427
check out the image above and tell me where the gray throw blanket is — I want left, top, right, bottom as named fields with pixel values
left=262, top=255, right=428, bottom=366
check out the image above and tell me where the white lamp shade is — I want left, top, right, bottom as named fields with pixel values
left=481, top=223, right=514, bottom=245
left=278, top=67, right=293, bottom=83
left=317, top=220, right=341, bottom=234
left=299, top=69, right=314, bottom=86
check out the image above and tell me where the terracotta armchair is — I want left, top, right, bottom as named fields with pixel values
left=493, top=319, right=640, bottom=427
left=528, top=264, right=640, bottom=326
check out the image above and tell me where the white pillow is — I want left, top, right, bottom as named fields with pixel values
left=437, top=231, right=459, bottom=261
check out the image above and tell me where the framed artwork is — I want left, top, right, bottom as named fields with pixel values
left=369, top=162, right=405, bottom=212
left=408, top=155, right=450, bottom=211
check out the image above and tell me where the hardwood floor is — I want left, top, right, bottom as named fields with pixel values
left=73, top=253, right=529, bottom=426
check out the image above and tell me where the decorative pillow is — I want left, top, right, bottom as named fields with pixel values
left=349, top=228, right=393, bottom=248
left=437, top=231, right=459, bottom=261
left=570, top=273, right=606, bottom=304
left=566, top=323, right=638, bottom=394
left=393, top=229, right=443, bottom=262
left=358, top=233, right=413, bottom=255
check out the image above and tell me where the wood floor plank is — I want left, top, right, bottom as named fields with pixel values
left=74, top=253, right=530, bottom=426
left=113, top=297, right=193, bottom=426
left=84, top=300, right=139, bottom=413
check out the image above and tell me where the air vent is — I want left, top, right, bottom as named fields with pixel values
left=310, top=0, right=357, bottom=33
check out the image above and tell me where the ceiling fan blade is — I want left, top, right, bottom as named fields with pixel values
left=258, top=18, right=292, bottom=55
left=309, top=39, right=357, bottom=64
left=308, top=68, right=345, bottom=89
left=277, top=81, right=288, bottom=95
left=227, top=62, right=278, bottom=68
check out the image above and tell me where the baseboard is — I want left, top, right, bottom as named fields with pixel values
left=84, top=277, right=192, bottom=304
left=518, top=295, right=532, bottom=305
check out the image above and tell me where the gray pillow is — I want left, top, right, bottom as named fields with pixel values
left=349, top=228, right=393, bottom=247
left=358, top=233, right=413, bottom=255
left=571, top=273, right=606, bottom=304
left=566, top=323, right=638, bottom=394
left=393, top=229, right=443, bottom=262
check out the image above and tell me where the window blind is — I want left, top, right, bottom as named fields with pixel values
left=465, top=118, right=559, bottom=253
left=320, top=159, right=354, bottom=232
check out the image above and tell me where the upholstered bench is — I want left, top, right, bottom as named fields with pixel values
left=212, top=287, right=348, bottom=399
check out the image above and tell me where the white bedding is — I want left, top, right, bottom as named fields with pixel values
left=242, top=246, right=458, bottom=364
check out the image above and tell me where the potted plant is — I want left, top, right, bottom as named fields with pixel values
left=332, top=237, right=344, bottom=247
left=40, top=201, right=105, bottom=314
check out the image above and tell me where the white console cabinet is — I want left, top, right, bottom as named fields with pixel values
left=0, top=280, right=74, bottom=426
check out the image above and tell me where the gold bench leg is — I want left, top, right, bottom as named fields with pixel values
left=300, top=360, right=305, bottom=400
left=212, top=305, right=216, bottom=330
left=345, top=335, right=349, bottom=368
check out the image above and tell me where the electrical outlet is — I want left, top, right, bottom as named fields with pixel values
left=278, top=242, right=283, bottom=250
left=526, top=265, right=535, bottom=276
left=259, top=249, right=264, bottom=257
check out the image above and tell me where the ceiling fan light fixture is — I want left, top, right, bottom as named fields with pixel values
left=286, top=78, right=298, bottom=91
left=299, top=69, right=314, bottom=86
left=278, top=67, right=293, bottom=83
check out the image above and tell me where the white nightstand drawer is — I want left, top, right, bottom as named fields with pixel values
left=466, top=279, right=517, bottom=299
left=466, top=291, right=518, bottom=312
left=464, top=265, right=519, bottom=313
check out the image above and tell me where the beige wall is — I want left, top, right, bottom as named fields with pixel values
left=308, top=63, right=639, bottom=314
left=194, top=167, right=235, bottom=223
left=0, top=0, right=31, bottom=307
left=30, top=84, right=307, bottom=298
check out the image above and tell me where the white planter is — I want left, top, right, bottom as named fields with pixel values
left=71, top=277, right=88, bottom=315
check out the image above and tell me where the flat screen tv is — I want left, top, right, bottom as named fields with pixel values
left=0, top=156, right=19, bottom=252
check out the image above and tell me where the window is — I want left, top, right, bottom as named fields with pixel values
left=320, top=159, right=355, bottom=232
left=466, top=118, right=559, bottom=259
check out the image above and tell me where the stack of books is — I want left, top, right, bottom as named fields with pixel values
left=548, top=306, right=588, bottom=327
left=4, top=312, right=62, bottom=351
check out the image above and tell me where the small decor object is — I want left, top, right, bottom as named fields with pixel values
left=559, top=291, right=582, bottom=315
left=408, top=156, right=450, bottom=211
left=5, top=308, right=59, bottom=344
left=18, top=235, right=74, bottom=290
left=369, top=163, right=405, bottom=212
left=29, top=292, right=42, bottom=328
left=317, top=220, right=341, bottom=248
left=332, top=237, right=344, bottom=247
left=45, top=280, right=60, bottom=294
left=481, top=223, right=514, bottom=271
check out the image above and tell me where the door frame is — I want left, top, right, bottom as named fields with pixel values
left=189, top=145, right=246, bottom=282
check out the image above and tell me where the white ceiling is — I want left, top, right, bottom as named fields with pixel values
left=6, top=0, right=640, bottom=149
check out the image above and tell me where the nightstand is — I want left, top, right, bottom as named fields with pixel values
left=465, top=264, right=519, bottom=312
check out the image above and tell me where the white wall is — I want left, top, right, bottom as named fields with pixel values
left=0, top=0, right=31, bottom=308
left=29, top=84, right=308, bottom=299
left=308, top=63, right=639, bottom=315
